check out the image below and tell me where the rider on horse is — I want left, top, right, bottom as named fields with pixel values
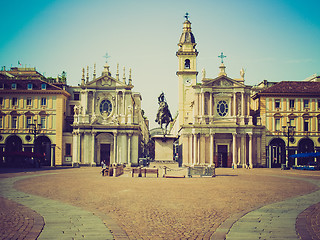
left=155, top=92, right=173, bottom=136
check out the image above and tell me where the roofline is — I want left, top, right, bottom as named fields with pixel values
left=253, top=92, right=320, bottom=99
left=0, top=89, right=71, bottom=97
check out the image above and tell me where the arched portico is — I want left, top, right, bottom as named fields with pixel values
left=4, top=135, right=23, bottom=167
left=298, top=138, right=315, bottom=165
left=268, top=138, right=286, bottom=168
left=34, top=136, right=51, bottom=166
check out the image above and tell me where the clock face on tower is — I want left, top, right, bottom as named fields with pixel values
left=100, top=99, right=112, bottom=116
left=184, top=78, right=192, bottom=86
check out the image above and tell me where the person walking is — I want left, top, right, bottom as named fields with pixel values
left=101, top=160, right=107, bottom=176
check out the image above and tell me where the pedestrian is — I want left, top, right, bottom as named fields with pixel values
left=101, top=160, right=107, bottom=176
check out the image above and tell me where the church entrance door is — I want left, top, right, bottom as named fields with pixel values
left=217, top=145, right=228, bottom=167
left=100, top=144, right=111, bottom=166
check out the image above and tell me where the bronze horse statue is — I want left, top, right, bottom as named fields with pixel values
left=155, top=92, right=173, bottom=136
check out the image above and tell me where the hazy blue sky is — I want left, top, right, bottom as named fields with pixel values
left=1, top=0, right=319, bottom=129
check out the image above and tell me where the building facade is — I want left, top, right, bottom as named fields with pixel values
left=253, top=81, right=320, bottom=167
left=68, top=63, right=149, bottom=167
left=174, top=18, right=265, bottom=168
left=0, top=67, right=70, bottom=167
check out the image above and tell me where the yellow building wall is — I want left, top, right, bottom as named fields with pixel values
left=260, top=98, right=266, bottom=126
left=297, top=99, right=301, bottom=111
left=55, top=95, right=66, bottom=165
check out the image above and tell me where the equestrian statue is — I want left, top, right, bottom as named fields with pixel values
left=155, top=92, right=173, bottom=136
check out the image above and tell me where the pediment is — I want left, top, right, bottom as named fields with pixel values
left=202, top=76, right=246, bottom=88
left=86, top=75, right=128, bottom=88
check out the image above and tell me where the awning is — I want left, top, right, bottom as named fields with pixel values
left=290, top=152, right=320, bottom=158
left=0, top=151, right=44, bottom=158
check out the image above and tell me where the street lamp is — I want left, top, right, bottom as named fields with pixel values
left=282, top=121, right=295, bottom=169
left=29, top=119, right=42, bottom=151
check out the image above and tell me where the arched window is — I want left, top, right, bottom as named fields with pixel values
left=184, top=59, right=190, bottom=69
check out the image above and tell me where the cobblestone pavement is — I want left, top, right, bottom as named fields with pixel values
left=0, top=174, right=114, bottom=240
left=296, top=202, right=320, bottom=240
left=222, top=174, right=320, bottom=240
left=0, top=196, right=43, bottom=240
left=0, top=167, right=319, bottom=240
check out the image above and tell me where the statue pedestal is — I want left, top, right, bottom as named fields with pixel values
left=152, top=135, right=178, bottom=163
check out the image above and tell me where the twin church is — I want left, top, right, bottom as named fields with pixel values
left=70, top=15, right=265, bottom=168
left=172, top=16, right=265, bottom=168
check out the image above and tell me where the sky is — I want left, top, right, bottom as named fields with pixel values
left=1, top=0, right=320, bottom=129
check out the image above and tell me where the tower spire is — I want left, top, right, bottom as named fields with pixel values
left=128, top=68, right=132, bottom=85
left=116, top=63, right=119, bottom=81
left=86, top=66, right=89, bottom=83
left=93, top=63, right=96, bottom=80
left=177, top=13, right=198, bottom=55
left=81, top=67, right=85, bottom=85
left=123, top=66, right=126, bottom=83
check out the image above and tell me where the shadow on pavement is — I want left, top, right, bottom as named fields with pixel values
left=0, top=166, right=73, bottom=174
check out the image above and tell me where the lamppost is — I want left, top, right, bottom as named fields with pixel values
left=282, top=121, right=295, bottom=169
left=29, top=119, right=42, bottom=153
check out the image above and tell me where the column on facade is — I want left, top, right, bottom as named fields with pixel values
left=210, top=133, right=214, bottom=166
left=193, top=133, right=197, bottom=165
left=91, top=90, right=96, bottom=117
left=248, top=133, right=253, bottom=168
left=83, top=133, right=87, bottom=164
left=232, top=133, right=237, bottom=168
left=115, top=92, right=119, bottom=115
left=91, top=132, right=96, bottom=166
left=209, top=92, right=213, bottom=119
left=197, top=92, right=200, bottom=115
left=247, top=94, right=250, bottom=117
left=51, top=144, right=56, bottom=167
left=81, top=90, right=87, bottom=116
left=241, top=134, right=245, bottom=167
left=201, top=92, right=205, bottom=118
left=127, top=133, right=132, bottom=165
left=202, top=92, right=205, bottom=116
left=122, top=92, right=126, bottom=123
left=189, top=134, right=193, bottom=165
left=241, top=92, right=244, bottom=116
left=113, top=132, right=117, bottom=164
left=233, top=92, right=237, bottom=116
left=72, top=132, right=77, bottom=165
left=197, top=134, right=200, bottom=164
left=257, top=135, right=261, bottom=166
left=72, top=131, right=80, bottom=166
left=237, top=138, right=241, bottom=165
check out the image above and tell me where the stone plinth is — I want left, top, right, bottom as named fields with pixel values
left=152, top=135, right=177, bottom=163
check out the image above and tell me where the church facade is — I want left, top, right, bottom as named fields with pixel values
left=174, top=17, right=266, bottom=168
left=66, top=63, right=149, bottom=167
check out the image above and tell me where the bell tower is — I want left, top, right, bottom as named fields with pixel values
left=176, top=13, right=198, bottom=127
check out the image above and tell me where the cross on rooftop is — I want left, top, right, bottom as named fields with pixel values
left=218, top=52, right=227, bottom=64
left=185, top=12, right=189, bottom=20
left=103, top=52, right=111, bottom=63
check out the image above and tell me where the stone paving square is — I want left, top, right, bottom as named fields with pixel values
left=0, top=166, right=319, bottom=239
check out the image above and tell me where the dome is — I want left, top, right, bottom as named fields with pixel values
left=179, top=20, right=196, bottom=44
left=179, top=32, right=196, bottom=44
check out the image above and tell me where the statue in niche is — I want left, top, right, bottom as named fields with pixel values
left=155, top=92, right=173, bottom=136
left=74, top=105, right=82, bottom=115
left=74, top=105, right=79, bottom=115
